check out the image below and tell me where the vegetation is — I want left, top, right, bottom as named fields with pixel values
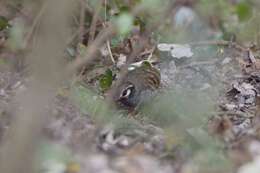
left=0, top=0, right=260, bottom=173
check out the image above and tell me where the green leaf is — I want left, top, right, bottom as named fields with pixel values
left=99, top=69, right=113, bottom=91
left=115, top=12, right=134, bottom=35
left=0, top=16, right=9, bottom=31
left=235, top=2, right=252, bottom=21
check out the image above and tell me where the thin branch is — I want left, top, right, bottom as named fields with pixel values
left=0, top=1, right=75, bottom=173
left=106, top=40, right=115, bottom=64
left=83, top=1, right=104, bottom=23
left=178, top=59, right=219, bottom=70
left=88, top=0, right=102, bottom=44
left=23, top=3, right=47, bottom=47
left=68, top=24, right=116, bottom=72
left=78, top=0, right=86, bottom=43
left=189, top=40, right=247, bottom=51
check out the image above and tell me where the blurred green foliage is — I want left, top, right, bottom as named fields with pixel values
left=99, top=69, right=113, bottom=91
left=71, top=84, right=143, bottom=131
left=141, top=89, right=215, bottom=128
left=195, top=0, right=259, bottom=43
left=7, top=19, right=25, bottom=50
left=115, top=12, right=134, bottom=35
left=0, top=16, right=9, bottom=31
left=71, top=84, right=113, bottom=123
left=235, top=2, right=253, bottom=21
left=3, top=0, right=258, bottom=171
left=37, top=142, right=74, bottom=173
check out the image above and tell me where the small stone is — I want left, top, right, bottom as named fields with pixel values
left=222, top=57, right=232, bottom=65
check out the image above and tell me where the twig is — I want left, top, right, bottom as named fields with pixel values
left=66, top=28, right=91, bottom=46
left=189, top=40, right=247, bottom=52
left=0, top=1, right=75, bottom=173
left=68, top=24, right=116, bottom=72
left=103, top=0, right=115, bottom=64
left=88, top=0, right=102, bottom=44
left=178, top=59, right=219, bottom=70
left=142, top=46, right=156, bottom=61
left=106, top=40, right=115, bottom=64
left=83, top=1, right=104, bottom=24
left=78, top=0, right=86, bottom=43
left=23, top=3, right=47, bottom=47
left=5, top=1, right=32, bottom=21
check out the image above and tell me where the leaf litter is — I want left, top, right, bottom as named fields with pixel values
left=1, top=2, right=260, bottom=173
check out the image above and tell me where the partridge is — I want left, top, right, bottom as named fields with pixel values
left=114, top=62, right=161, bottom=109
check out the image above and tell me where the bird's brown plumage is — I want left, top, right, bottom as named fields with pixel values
left=113, top=63, right=161, bottom=109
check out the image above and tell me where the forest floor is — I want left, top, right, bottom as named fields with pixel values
left=1, top=1, right=260, bottom=173
left=1, top=42, right=260, bottom=173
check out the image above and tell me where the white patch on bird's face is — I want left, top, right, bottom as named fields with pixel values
left=120, top=84, right=134, bottom=98
left=122, top=88, right=131, bottom=97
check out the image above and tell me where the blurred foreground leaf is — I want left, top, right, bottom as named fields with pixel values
left=38, top=142, right=73, bottom=173
left=71, top=84, right=142, bottom=131
left=141, top=89, right=215, bottom=129
left=71, top=84, right=117, bottom=123
left=7, top=19, right=25, bottom=50
left=235, top=2, right=252, bottom=21
left=116, top=12, right=134, bottom=35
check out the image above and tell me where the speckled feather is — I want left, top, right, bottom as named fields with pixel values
left=114, top=65, right=161, bottom=109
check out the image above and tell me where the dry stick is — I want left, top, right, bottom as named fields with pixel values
left=178, top=59, right=219, bottom=70
left=78, top=0, right=86, bottom=43
left=88, top=0, right=102, bottom=44
left=71, top=1, right=101, bottom=81
left=69, top=0, right=175, bottom=94
left=104, top=0, right=115, bottom=64
left=82, top=1, right=115, bottom=64
left=189, top=40, right=247, bottom=52
left=106, top=40, right=116, bottom=64
left=5, top=1, right=31, bottom=21
left=23, top=3, right=47, bottom=47
left=66, top=27, right=92, bottom=46
left=68, top=24, right=116, bottom=72
left=70, top=26, right=116, bottom=86
left=66, top=29, right=81, bottom=46
left=71, top=3, right=150, bottom=96
left=83, top=1, right=94, bottom=13
left=83, top=1, right=104, bottom=27
left=0, top=1, right=75, bottom=173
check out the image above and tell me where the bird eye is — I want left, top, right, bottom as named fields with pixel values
left=120, top=84, right=134, bottom=98
left=122, top=88, right=131, bottom=97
